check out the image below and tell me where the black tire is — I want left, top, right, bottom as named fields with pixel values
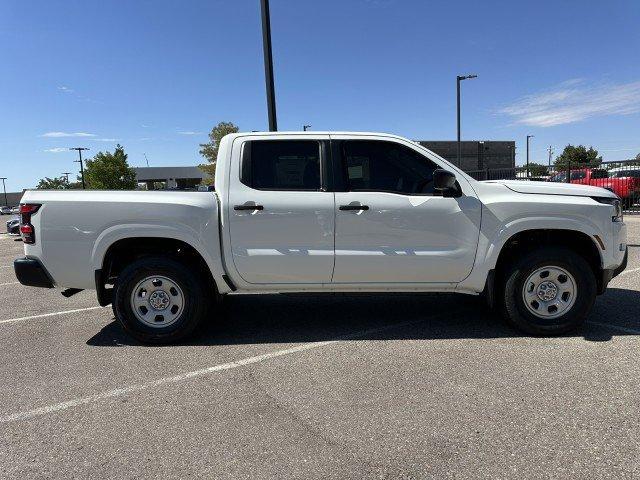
left=500, top=247, right=596, bottom=335
left=113, top=256, right=208, bottom=344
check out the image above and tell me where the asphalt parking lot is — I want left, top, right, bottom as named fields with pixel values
left=0, top=219, right=639, bottom=479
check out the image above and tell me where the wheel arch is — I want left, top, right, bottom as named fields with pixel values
left=92, top=225, right=229, bottom=305
left=492, top=228, right=603, bottom=291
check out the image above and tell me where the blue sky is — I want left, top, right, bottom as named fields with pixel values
left=0, top=0, right=639, bottom=192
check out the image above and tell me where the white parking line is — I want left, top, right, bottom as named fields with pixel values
left=0, top=306, right=104, bottom=325
left=0, top=281, right=19, bottom=287
left=0, top=310, right=463, bottom=423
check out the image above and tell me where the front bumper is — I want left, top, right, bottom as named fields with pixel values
left=599, top=247, right=628, bottom=294
left=14, top=257, right=55, bottom=288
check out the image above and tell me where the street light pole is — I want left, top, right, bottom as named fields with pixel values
left=456, top=74, right=478, bottom=167
left=70, top=147, right=89, bottom=189
left=526, top=135, right=534, bottom=178
left=0, top=177, right=7, bottom=206
left=260, top=0, right=278, bottom=131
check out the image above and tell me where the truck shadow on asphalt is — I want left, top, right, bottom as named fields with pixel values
left=86, top=287, right=640, bottom=347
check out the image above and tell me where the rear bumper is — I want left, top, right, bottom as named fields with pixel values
left=14, top=257, right=55, bottom=288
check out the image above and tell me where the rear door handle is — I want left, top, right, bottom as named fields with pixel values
left=234, top=204, right=264, bottom=211
left=339, top=204, right=369, bottom=211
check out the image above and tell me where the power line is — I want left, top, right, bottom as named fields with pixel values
left=70, top=147, right=89, bottom=189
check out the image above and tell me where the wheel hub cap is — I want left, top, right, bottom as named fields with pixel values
left=522, top=265, right=577, bottom=320
left=130, top=275, right=185, bottom=328
left=148, top=290, right=171, bottom=310
left=536, top=281, right=558, bottom=302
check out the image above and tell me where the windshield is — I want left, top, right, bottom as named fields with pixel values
left=549, top=172, right=567, bottom=182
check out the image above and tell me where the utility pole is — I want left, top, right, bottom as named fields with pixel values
left=0, top=177, right=7, bottom=206
left=61, top=172, right=72, bottom=185
left=526, top=135, right=534, bottom=178
left=303, top=124, right=311, bottom=131
left=456, top=74, right=478, bottom=167
left=260, top=0, right=278, bottom=131
left=70, top=147, right=89, bottom=189
left=547, top=145, right=554, bottom=168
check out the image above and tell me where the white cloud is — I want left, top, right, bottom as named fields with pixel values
left=177, top=130, right=202, bottom=135
left=57, top=86, right=74, bottom=94
left=41, top=131, right=96, bottom=138
left=43, top=147, right=69, bottom=153
left=497, top=79, right=640, bottom=127
left=92, top=138, right=120, bottom=142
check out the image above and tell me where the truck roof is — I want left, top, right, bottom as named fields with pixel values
left=224, top=131, right=410, bottom=140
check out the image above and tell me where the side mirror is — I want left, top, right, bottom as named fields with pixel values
left=433, top=169, right=461, bottom=197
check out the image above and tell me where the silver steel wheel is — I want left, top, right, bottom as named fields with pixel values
left=522, top=265, right=577, bottom=320
left=130, top=275, right=185, bottom=328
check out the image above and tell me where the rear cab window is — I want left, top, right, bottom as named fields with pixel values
left=240, top=140, right=322, bottom=191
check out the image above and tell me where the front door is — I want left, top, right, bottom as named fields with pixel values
left=228, top=136, right=335, bottom=284
left=332, top=137, right=481, bottom=284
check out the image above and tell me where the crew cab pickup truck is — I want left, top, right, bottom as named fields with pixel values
left=550, top=168, right=640, bottom=208
left=14, top=132, right=628, bottom=343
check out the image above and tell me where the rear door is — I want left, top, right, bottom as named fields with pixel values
left=227, top=135, right=335, bottom=284
left=331, top=136, right=481, bottom=284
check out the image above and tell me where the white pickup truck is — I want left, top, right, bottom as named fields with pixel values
left=15, top=132, right=627, bottom=343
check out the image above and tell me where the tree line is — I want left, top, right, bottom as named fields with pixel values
left=37, top=145, right=137, bottom=190
left=527, top=146, right=640, bottom=177
left=36, top=122, right=239, bottom=190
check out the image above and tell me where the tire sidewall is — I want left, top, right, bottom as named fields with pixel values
left=503, top=248, right=596, bottom=335
left=113, top=258, right=205, bottom=343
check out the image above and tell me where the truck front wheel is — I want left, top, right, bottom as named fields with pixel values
left=501, top=247, right=596, bottom=335
left=113, top=257, right=207, bottom=344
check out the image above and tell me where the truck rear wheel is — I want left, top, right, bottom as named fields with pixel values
left=501, top=247, right=596, bottom=335
left=113, top=257, right=207, bottom=344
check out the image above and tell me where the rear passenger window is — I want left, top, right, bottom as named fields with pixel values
left=241, top=140, right=321, bottom=190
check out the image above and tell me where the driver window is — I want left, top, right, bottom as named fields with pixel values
left=342, top=140, right=439, bottom=195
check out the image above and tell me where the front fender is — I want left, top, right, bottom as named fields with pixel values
left=457, top=214, right=605, bottom=294
left=482, top=216, right=604, bottom=271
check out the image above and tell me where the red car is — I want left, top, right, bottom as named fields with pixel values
left=549, top=168, right=640, bottom=208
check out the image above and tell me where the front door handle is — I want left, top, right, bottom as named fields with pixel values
left=234, top=204, right=264, bottom=211
left=339, top=204, right=369, bottom=211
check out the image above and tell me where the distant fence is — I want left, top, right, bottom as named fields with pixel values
left=466, top=159, right=640, bottom=213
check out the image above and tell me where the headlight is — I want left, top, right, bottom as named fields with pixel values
left=593, top=197, right=623, bottom=222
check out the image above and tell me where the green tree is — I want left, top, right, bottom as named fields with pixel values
left=554, top=145, right=602, bottom=170
left=36, top=176, right=69, bottom=189
left=526, top=162, right=549, bottom=177
left=198, top=121, right=239, bottom=178
left=84, top=144, right=137, bottom=190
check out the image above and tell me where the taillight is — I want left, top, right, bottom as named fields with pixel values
left=19, top=203, right=41, bottom=244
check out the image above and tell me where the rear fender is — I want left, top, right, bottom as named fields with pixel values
left=91, top=224, right=231, bottom=294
